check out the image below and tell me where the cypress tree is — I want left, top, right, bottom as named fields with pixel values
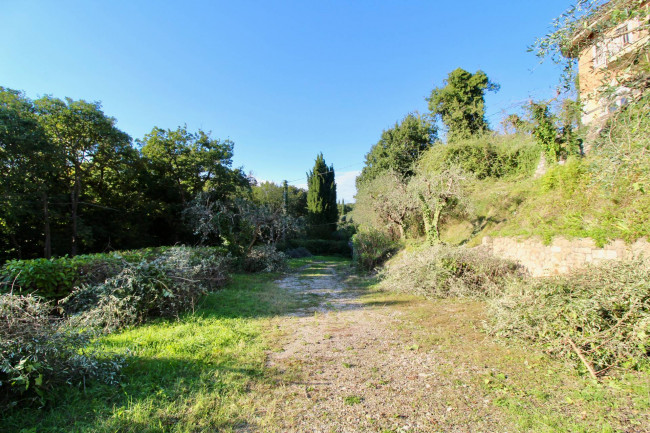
left=306, top=153, right=337, bottom=238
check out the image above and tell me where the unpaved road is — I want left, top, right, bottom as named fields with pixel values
left=262, top=259, right=515, bottom=433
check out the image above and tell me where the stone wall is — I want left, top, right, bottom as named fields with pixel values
left=481, top=236, right=650, bottom=277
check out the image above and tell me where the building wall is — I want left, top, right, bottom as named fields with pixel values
left=482, top=236, right=650, bottom=277
left=577, top=10, right=649, bottom=124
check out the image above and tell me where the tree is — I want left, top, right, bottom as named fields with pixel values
left=408, top=166, right=470, bottom=245
left=427, top=68, right=499, bottom=143
left=251, top=181, right=307, bottom=217
left=306, top=153, right=337, bottom=238
left=34, top=96, right=131, bottom=256
left=353, top=171, right=416, bottom=239
left=0, top=88, right=60, bottom=260
left=140, top=126, right=238, bottom=205
left=357, top=113, right=437, bottom=186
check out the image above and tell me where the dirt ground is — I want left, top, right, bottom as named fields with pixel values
left=261, top=260, right=516, bottom=433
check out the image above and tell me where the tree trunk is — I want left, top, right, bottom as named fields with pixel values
left=43, top=190, right=51, bottom=259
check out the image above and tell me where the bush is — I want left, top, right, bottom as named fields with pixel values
left=284, top=247, right=312, bottom=259
left=419, top=134, right=540, bottom=180
left=239, top=245, right=288, bottom=273
left=488, top=260, right=650, bottom=374
left=0, top=247, right=228, bottom=301
left=0, top=294, right=124, bottom=407
left=281, top=239, right=352, bottom=257
left=61, top=247, right=231, bottom=332
left=378, top=245, right=521, bottom=298
left=352, top=229, right=399, bottom=272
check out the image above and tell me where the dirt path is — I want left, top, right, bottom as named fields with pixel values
left=262, top=259, right=514, bottom=433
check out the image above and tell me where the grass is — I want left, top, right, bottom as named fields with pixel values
left=0, top=269, right=301, bottom=433
left=360, top=283, right=650, bottom=433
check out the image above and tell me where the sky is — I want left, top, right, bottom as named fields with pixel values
left=1, top=0, right=573, bottom=202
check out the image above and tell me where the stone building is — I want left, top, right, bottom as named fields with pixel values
left=565, top=0, right=649, bottom=125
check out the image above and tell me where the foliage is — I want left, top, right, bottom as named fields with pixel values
left=488, top=260, right=650, bottom=374
left=427, top=68, right=499, bottom=143
left=418, top=134, right=541, bottom=180
left=529, top=101, right=582, bottom=162
left=61, top=247, right=230, bottom=332
left=531, top=0, right=650, bottom=92
left=239, top=245, right=288, bottom=273
left=306, top=153, right=337, bottom=238
left=0, top=294, right=124, bottom=407
left=281, top=239, right=352, bottom=257
left=34, top=95, right=133, bottom=256
left=353, top=170, right=417, bottom=239
left=378, top=245, right=521, bottom=299
left=252, top=181, right=307, bottom=218
left=284, top=246, right=312, bottom=259
left=357, top=113, right=437, bottom=185
left=352, top=229, right=399, bottom=272
left=409, top=166, right=471, bottom=245
left=183, top=194, right=304, bottom=253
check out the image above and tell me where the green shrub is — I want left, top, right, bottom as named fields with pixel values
left=419, top=134, right=540, bottom=180
left=379, top=245, right=521, bottom=298
left=352, top=229, right=398, bottom=272
left=239, top=245, right=288, bottom=273
left=488, top=260, right=650, bottom=374
left=284, top=247, right=312, bottom=259
left=281, top=239, right=351, bottom=257
left=0, top=294, right=124, bottom=407
left=61, top=247, right=231, bottom=332
left=0, top=247, right=229, bottom=301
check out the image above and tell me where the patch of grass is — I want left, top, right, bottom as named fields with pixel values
left=343, top=395, right=363, bottom=405
left=356, top=281, right=650, bottom=433
left=0, top=270, right=295, bottom=433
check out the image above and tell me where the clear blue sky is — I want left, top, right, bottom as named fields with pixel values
left=1, top=0, right=572, bottom=202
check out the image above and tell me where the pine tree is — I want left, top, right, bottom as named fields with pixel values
left=306, top=153, right=337, bottom=238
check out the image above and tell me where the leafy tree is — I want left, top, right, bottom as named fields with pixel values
left=357, top=113, right=437, bottom=186
left=306, top=153, right=337, bottom=238
left=34, top=96, right=131, bottom=256
left=353, top=171, right=416, bottom=239
left=139, top=126, right=249, bottom=244
left=140, top=126, right=238, bottom=205
left=408, top=166, right=470, bottom=245
left=252, top=181, right=307, bottom=217
left=427, top=68, right=499, bottom=143
left=0, top=88, right=60, bottom=260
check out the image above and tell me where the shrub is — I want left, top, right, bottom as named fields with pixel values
left=61, top=247, right=231, bottom=332
left=0, top=294, right=124, bottom=407
left=284, top=247, right=312, bottom=259
left=419, top=134, right=540, bottom=180
left=488, top=260, right=650, bottom=375
left=352, top=229, right=399, bottom=272
left=378, top=245, right=521, bottom=298
left=281, top=239, right=352, bottom=257
left=0, top=247, right=229, bottom=302
left=239, top=245, right=288, bottom=273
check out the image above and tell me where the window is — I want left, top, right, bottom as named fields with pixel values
left=593, top=44, right=607, bottom=68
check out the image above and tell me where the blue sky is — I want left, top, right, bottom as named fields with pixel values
left=1, top=0, right=572, bottom=202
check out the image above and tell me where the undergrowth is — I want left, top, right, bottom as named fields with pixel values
left=488, top=260, right=650, bottom=375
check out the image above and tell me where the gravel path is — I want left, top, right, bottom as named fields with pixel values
left=263, top=260, right=513, bottom=433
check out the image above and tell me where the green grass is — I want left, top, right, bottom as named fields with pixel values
left=0, top=267, right=310, bottom=433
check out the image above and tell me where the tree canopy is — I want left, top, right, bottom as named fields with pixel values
left=357, top=113, right=437, bottom=187
left=427, top=68, right=499, bottom=143
left=306, top=153, right=337, bottom=238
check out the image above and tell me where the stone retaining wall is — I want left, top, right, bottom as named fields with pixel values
left=481, top=236, right=650, bottom=277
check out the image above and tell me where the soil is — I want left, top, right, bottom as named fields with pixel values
left=261, top=260, right=515, bottom=433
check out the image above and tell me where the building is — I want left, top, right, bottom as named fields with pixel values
left=565, top=0, right=649, bottom=125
